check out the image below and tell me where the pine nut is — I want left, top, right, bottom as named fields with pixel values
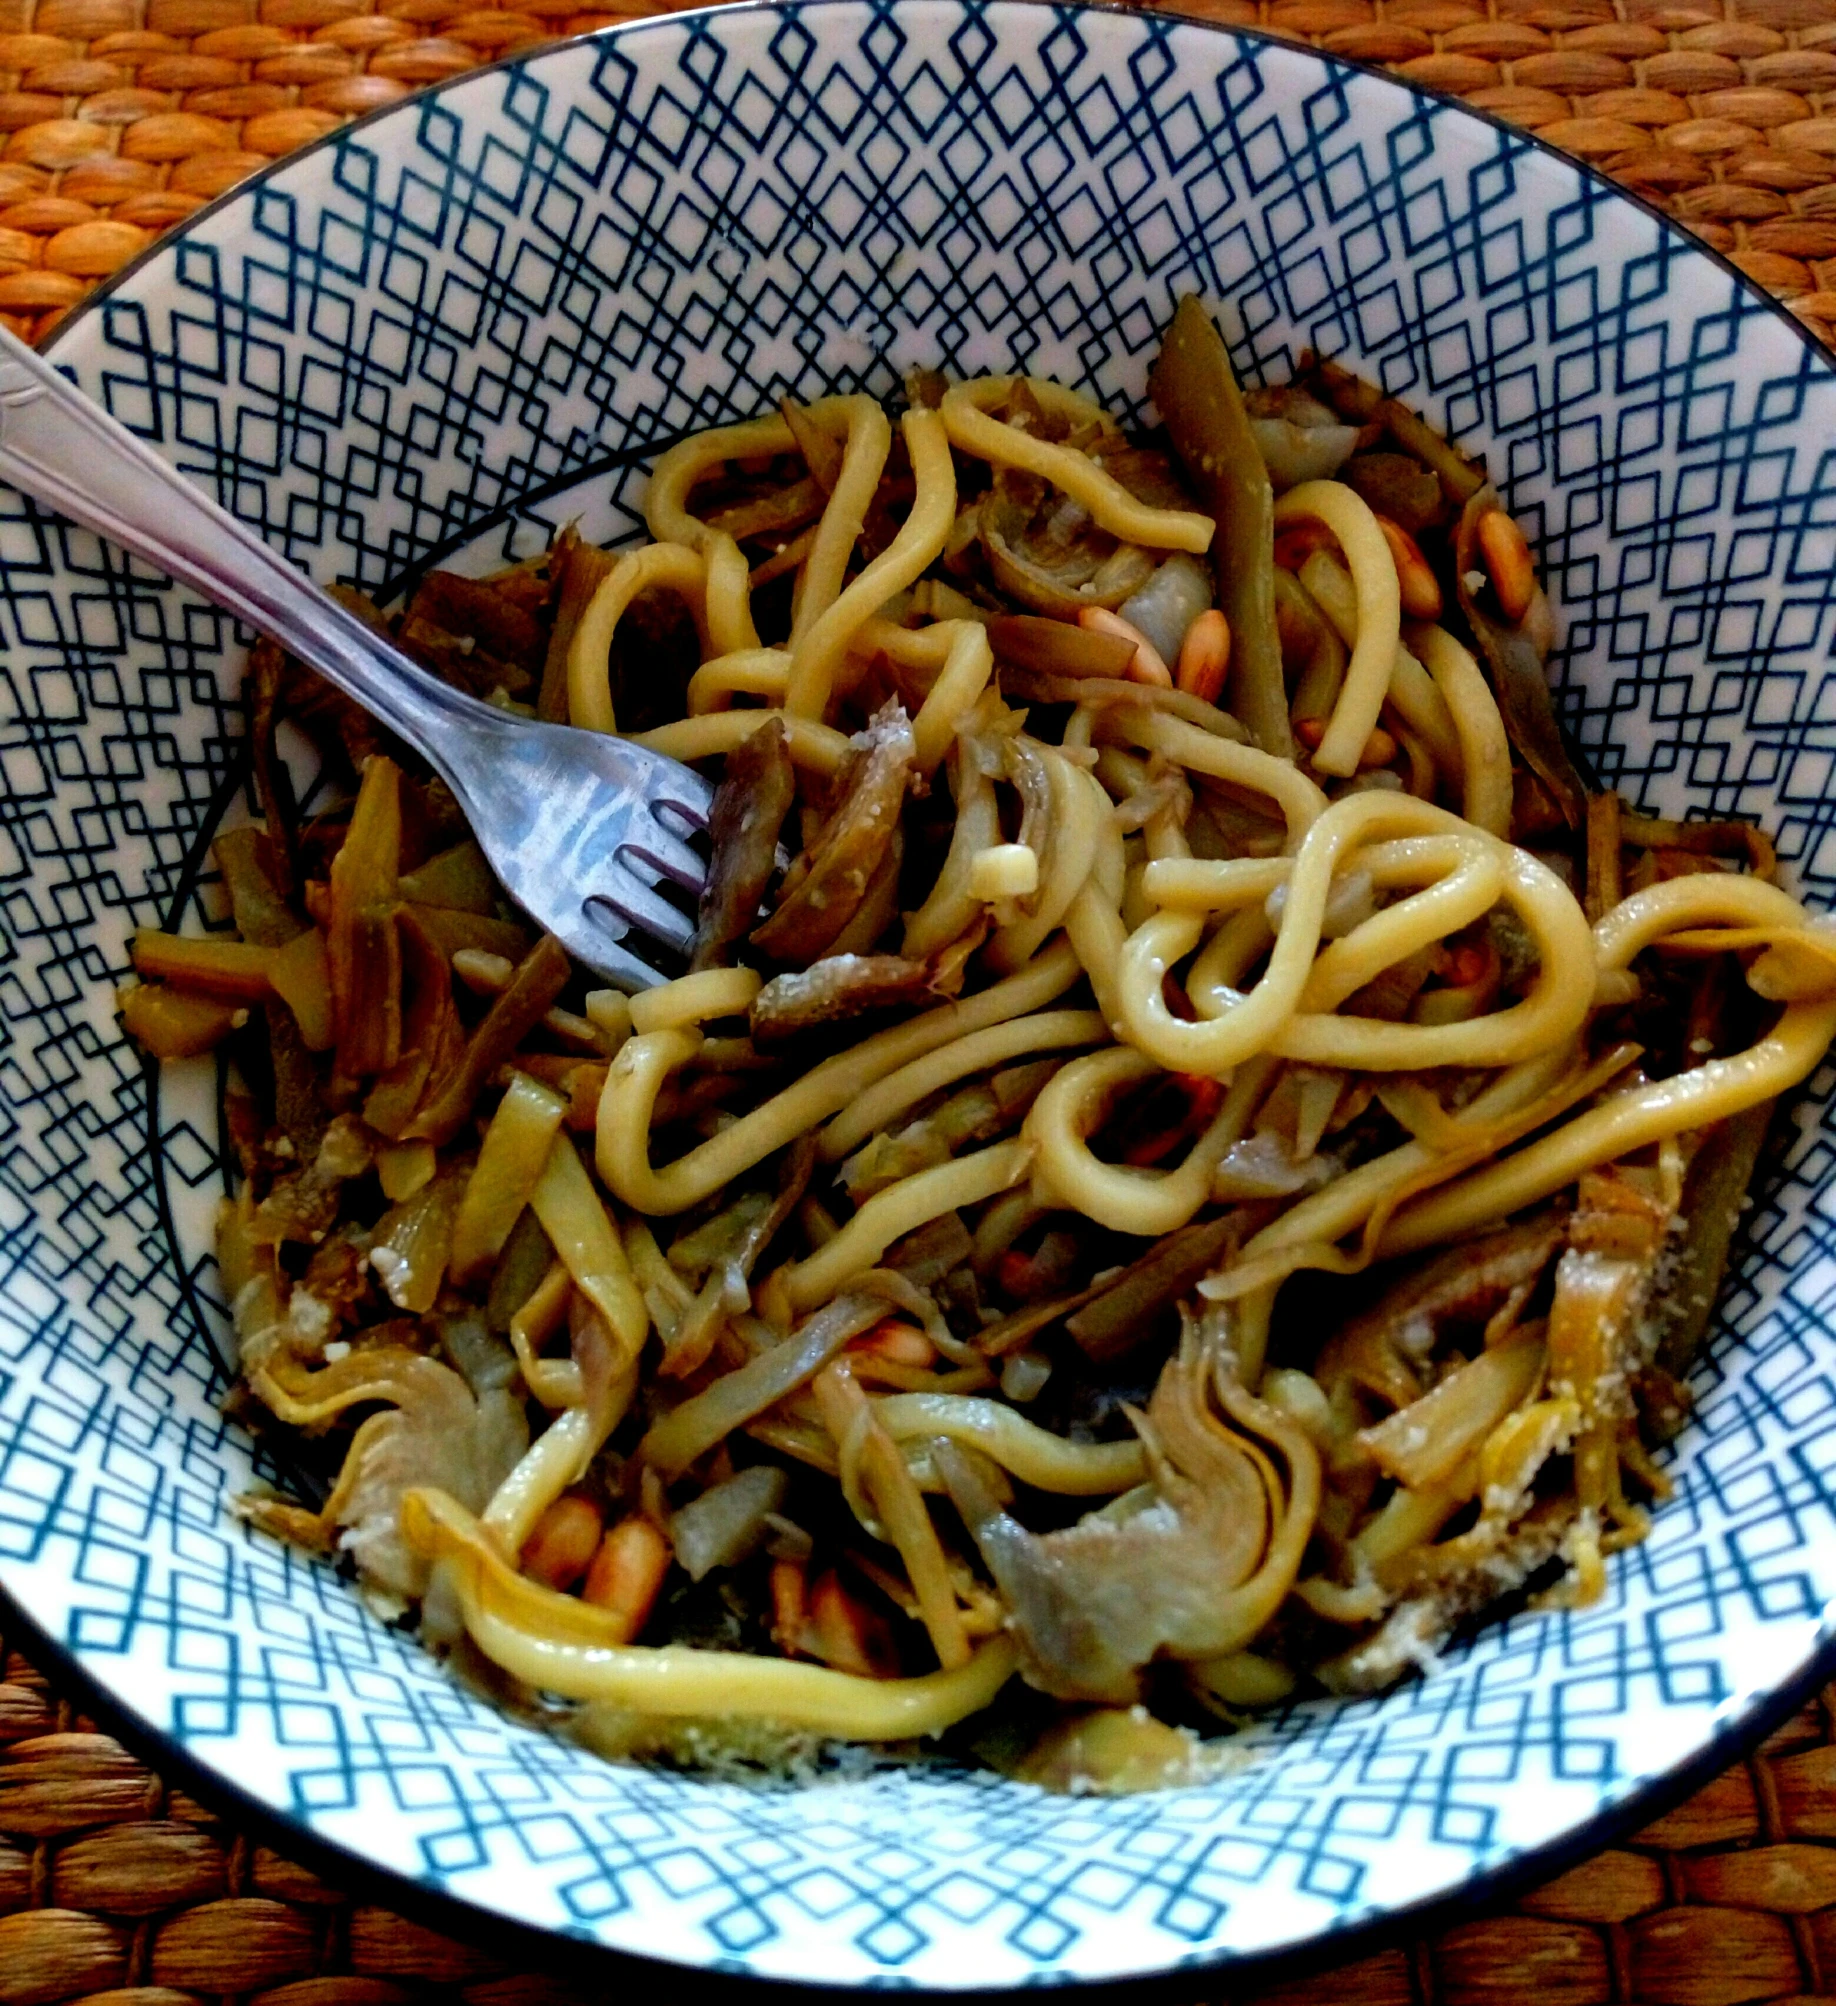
left=582, top=1514, right=672, bottom=1641
left=1078, top=606, right=1171, bottom=686
left=1175, top=607, right=1231, bottom=702
left=519, top=1494, right=604, bottom=1592
left=1477, top=508, right=1536, bottom=625
left=770, top=1555, right=808, bottom=1655
left=808, top=1570, right=896, bottom=1678
left=848, top=1319, right=936, bottom=1369
left=1375, top=515, right=1443, bottom=621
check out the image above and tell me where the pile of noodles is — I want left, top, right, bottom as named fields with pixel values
left=123, top=297, right=1836, bottom=1790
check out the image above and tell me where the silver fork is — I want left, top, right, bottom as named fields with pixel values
left=0, top=325, right=714, bottom=990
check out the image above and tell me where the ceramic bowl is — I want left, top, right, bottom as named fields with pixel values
left=6, top=0, right=1836, bottom=1987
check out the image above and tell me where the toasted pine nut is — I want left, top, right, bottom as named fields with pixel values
left=1477, top=509, right=1535, bottom=625
left=520, top=1494, right=604, bottom=1592
left=583, top=1514, right=672, bottom=1641
left=807, top=1570, right=897, bottom=1678
left=1375, top=516, right=1442, bottom=621
left=1078, top=606, right=1171, bottom=686
left=1357, top=726, right=1399, bottom=771
left=848, top=1319, right=936, bottom=1369
left=1175, top=608, right=1231, bottom=703
left=770, top=1556, right=808, bottom=1655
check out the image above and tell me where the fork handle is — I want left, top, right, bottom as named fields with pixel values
left=0, top=326, right=515, bottom=778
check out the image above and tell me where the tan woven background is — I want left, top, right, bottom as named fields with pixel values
left=4, top=0, right=1836, bottom=347
left=7, top=0, right=1836, bottom=1996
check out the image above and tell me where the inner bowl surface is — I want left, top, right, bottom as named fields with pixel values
left=5, top=0, right=1836, bottom=1986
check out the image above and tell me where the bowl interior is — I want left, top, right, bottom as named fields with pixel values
left=5, top=0, right=1836, bottom=1986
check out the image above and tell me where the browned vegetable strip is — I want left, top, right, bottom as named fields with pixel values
left=691, top=713, right=795, bottom=972
left=117, top=984, right=245, bottom=1058
left=1150, top=297, right=1291, bottom=758
left=781, top=398, right=844, bottom=490
left=214, top=827, right=305, bottom=948
left=751, top=955, right=936, bottom=1043
left=813, top=1362, right=970, bottom=1671
left=328, top=754, right=404, bottom=1077
left=366, top=909, right=463, bottom=1138
left=1620, top=809, right=1775, bottom=878
left=131, top=930, right=274, bottom=1001
left=405, top=933, right=571, bottom=1147
left=985, top=614, right=1135, bottom=680
left=538, top=532, right=615, bottom=724
left=1065, top=1212, right=1243, bottom=1362
left=665, top=1135, right=818, bottom=1378
left=266, top=927, right=334, bottom=1052
left=707, top=476, right=827, bottom=544
left=753, top=701, right=914, bottom=962
left=996, top=669, right=1248, bottom=742
left=1454, top=487, right=1586, bottom=828
left=1585, top=791, right=1622, bottom=925
left=640, top=1289, right=886, bottom=1477
left=248, top=638, right=295, bottom=895
left=406, top=903, right=532, bottom=963
left=1379, top=398, right=1486, bottom=506
left=1648, top=1101, right=1774, bottom=1388
left=400, top=840, right=499, bottom=915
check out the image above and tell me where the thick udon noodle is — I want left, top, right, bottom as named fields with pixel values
left=125, top=302, right=1836, bottom=1787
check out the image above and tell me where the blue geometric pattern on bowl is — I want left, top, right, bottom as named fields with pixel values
left=3, top=0, right=1836, bottom=1984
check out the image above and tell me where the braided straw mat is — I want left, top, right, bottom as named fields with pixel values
left=5, top=0, right=1836, bottom=1999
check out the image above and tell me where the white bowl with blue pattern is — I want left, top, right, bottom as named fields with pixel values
left=5, top=0, right=1836, bottom=1986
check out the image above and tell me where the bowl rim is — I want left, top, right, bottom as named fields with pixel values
left=21, top=0, right=1836, bottom=1989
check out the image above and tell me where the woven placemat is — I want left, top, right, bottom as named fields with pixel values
left=7, top=0, right=1836, bottom=1997
left=3, top=0, right=1836, bottom=347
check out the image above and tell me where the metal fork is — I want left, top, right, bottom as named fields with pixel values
left=0, top=326, right=714, bottom=990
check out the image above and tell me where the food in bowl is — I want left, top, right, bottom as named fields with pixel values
left=118, top=296, right=1836, bottom=1789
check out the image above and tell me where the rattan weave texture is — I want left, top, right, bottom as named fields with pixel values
left=6, top=2, right=1836, bottom=1997
left=3, top=0, right=1836, bottom=350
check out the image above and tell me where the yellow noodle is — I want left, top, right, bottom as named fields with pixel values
left=875, top=1394, right=1148, bottom=1493
left=479, top=1381, right=635, bottom=1552
left=791, top=394, right=892, bottom=643
left=404, top=1487, right=1017, bottom=1737
left=818, top=1009, right=1109, bottom=1161
left=528, top=1135, right=648, bottom=1360
left=1412, top=622, right=1512, bottom=836
left=702, top=531, right=760, bottom=655
left=989, top=757, right=1105, bottom=972
left=1273, top=481, right=1401, bottom=776
left=911, top=620, right=994, bottom=778
left=1026, top=1045, right=1263, bottom=1236
left=643, top=396, right=859, bottom=548
left=902, top=750, right=1001, bottom=959
left=1386, top=642, right=1464, bottom=784
left=628, top=966, right=762, bottom=1035
left=687, top=646, right=791, bottom=714
left=507, top=1260, right=579, bottom=1410
left=1064, top=807, right=1130, bottom=1026
left=567, top=542, right=707, bottom=734
left=598, top=942, right=1081, bottom=1213
left=779, top=1139, right=1033, bottom=1311
left=1379, top=876, right=1836, bottom=1253
left=941, top=378, right=1213, bottom=553
left=632, top=708, right=853, bottom=776
left=784, top=409, right=957, bottom=721
left=849, top=614, right=960, bottom=672
left=1120, top=708, right=1327, bottom=850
